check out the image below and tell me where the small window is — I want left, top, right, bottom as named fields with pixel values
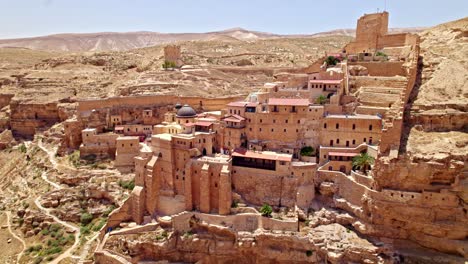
left=260, top=119, right=262, bottom=123
left=284, top=129, right=286, bottom=132
left=324, top=123, right=327, bottom=129
left=336, top=139, right=340, bottom=144
left=285, top=119, right=288, bottom=124
left=271, top=128, right=274, bottom=132
left=336, top=123, right=339, bottom=129
left=369, top=125, right=373, bottom=131
left=364, top=138, right=367, bottom=143
left=352, top=124, right=356, bottom=130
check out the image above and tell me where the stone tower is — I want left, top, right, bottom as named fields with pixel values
left=164, top=45, right=183, bottom=67
left=345, top=12, right=389, bottom=53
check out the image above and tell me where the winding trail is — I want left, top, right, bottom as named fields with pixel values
left=32, top=140, right=81, bottom=264
left=5, top=211, right=26, bottom=263
left=78, top=233, right=100, bottom=263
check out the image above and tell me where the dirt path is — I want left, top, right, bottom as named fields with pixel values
left=31, top=140, right=82, bottom=264
left=78, top=232, right=100, bottom=263
left=5, top=211, right=26, bottom=263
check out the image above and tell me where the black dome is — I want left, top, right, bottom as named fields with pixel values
left=176, top=104, right=196, bottom=117
left=174, top=103, right=182, bottom=110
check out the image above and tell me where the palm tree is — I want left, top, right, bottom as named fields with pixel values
left=352, top=153, right=375, bottom=174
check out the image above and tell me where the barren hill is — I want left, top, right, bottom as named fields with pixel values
left=0, top=27, right=425, bottom=52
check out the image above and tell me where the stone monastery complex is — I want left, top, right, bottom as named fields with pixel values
left=39, top=12, right=464, bottom=263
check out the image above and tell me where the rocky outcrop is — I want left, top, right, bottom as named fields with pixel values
left=100, top=221, right=388, bottom=264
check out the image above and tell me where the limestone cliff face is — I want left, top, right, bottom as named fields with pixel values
left=372, top=17, right=468, bottom=257
left=410, top=17, right=468, bottom=132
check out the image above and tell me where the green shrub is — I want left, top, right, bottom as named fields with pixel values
left=92, top=219, right=107, bottom=231
left=231, top=200, right=238, bottom=208
left=19, top=144, right=27, bottom=153
left=260, top=204, right=273, bottom=217
left=119, top=180, right=135, bottom=190
left=45, top=246, right=62, bottom=255
left=306, top=250, right=313, bottom=257
left=316, top=95, right=327, bottom=105
left=80, top=212, right=93, bottom=226
left=80, top=225, right=91, bottom=235
left=162, top=60, right=177, bottom=69
left=68, top=150, right=81, bottom=167
left=325, top=56, right=339, bottom=66
left=102, top=205, right=116, bottom=217
left=33, top=257, right=43, bottom=264
left=300, top=146, right=315, bottom=157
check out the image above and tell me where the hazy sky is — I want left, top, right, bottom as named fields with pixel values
left=1, top=0, right=467, bottom=39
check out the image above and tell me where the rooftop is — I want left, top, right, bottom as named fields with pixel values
left=268, top=98, right=310, bottom=106
left=325, top=114, right=382, bottom=120
left=309, top=79, right=341, bottom=84
left=232, top=148, right=292, bottom=162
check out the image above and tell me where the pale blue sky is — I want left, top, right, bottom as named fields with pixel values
left=0, top=0, right=467, bottom=39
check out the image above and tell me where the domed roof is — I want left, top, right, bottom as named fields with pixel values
left=176, top=104, right=196, bottom=117
left=174, top=103, right=182, bottom=110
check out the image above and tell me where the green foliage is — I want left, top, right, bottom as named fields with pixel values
left=352, top=152, right=375, bottom=174
left=260, top=204, right=273, bottom=217
left=155, top=230, right=168, bottom=241
left=325, top=56, right=339, bottom=66
left=183, top=230, right=193, bottom=238
left=80, top=225, right=91, bottom=235
left=231, top=200, right=239, bottom=208
left=68, top=150, right=81, bottom=167
left=80, top=212, right=93, bottom=226
left=316, top=95, right=327, bottom=105
left=33, top=257, right=43, bottom=264
left=19, top=143, right=27, bottom=153
left=119, top=180, right=135, bottom=190
left=306, top=250, right=313, bottom=257
left=102, top=205, right=116, bottom=217
left=162, top=60, right=177, bottom=69
left=44, top=246, right=62, bottom=255
left=92, top=219, right=107, bottom=231
left=300, top=146, right=315, bottom=157
left=375, top=51, right=388, bottom=59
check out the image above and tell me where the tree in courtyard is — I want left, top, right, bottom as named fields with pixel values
left=316, top=95, right=327, bottom=105
left=325, top=56, right=339, bottom=66
left=352, top=153, right=375, bottom=174
left=260, top=204, right=272, bottom=217
left=300, top=146, right=315, bottom=157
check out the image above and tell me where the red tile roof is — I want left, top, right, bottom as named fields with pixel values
left=246, top=102, right=259, bottom=107
left=227, top=101, right=247, bottom=107
left=268, top=98, right=310, bottom=106
left=232, top=114, right=246, bottom=121
left=224, top=118, right=242, bottom=123
left=194, top=121, right=213, bottom=127
left=328, top=152, right=359, bottom=157
left=232, top=148, right=292, bottom=162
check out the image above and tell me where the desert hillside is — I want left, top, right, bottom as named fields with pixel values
left=0, top=27, right=424, bottom=52
left=0, top=35, right=352, bottom=102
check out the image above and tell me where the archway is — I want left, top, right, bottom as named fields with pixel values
left=202, top=148, right=207, bottom=156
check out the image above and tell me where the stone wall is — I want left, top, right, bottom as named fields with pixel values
left=349, top=61, right=405, bottom=77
